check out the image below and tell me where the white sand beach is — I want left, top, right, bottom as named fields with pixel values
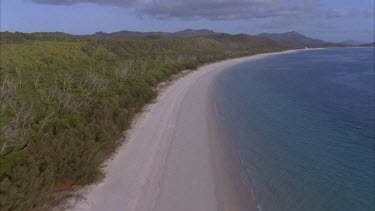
left=70, top=50, right=302, bottom=211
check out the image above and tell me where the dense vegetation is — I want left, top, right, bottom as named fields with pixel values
left=0, top=32, right=291, bottom=210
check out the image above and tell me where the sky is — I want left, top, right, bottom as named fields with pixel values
left=1, top=0, right=374, bottom=42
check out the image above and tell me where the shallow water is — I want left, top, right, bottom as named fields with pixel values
left=214, top=48, right=375, bottom=211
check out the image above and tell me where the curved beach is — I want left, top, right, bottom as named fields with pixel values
left=71, top=50, right=301, bottom=211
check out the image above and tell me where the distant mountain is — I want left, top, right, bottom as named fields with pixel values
left=93, top=30, right=167, bottom=38
left=93, top=31, right=109, bottom=37
left=257, top=31, right=331, bottom=47
left=339, top=40, right=366, bottom=45
left=91, top=29, right=345, bottom=48
left=169, top=29, right=217, bottom=37
left=92, top=29, right=219, bottom=38
left=359, top=42, right=375, bottom=47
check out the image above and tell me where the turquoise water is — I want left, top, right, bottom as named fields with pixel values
left=214, top=48, right=374, bottom=211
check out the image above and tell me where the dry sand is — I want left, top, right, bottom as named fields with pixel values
left=70, top=50, right=302, bottom=211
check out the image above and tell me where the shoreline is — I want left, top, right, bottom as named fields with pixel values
left=68, top=48, right=310, bottom=211
left=207, top=73, right=259, bottom=210
left=205, top=49, right=306, bottom=211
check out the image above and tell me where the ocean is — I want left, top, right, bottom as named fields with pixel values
left=213, top=48, right=375, bottom=211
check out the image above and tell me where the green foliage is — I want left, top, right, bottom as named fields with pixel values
left=0, top=32, right=290, bottom=210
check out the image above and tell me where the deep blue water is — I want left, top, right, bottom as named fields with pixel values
left=214, top=48, right=374, bottom=211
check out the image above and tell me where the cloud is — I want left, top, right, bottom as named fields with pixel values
left=31, top=0, right=321, bottom=21
left=326, top=9, right=355, bottom=18
left=32, top=0, right=137, bottom=6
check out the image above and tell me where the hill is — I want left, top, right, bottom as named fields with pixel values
left=94, top=30, right=169, bottom=38
left=92, top=29, right=219, bottom=38
left=1, top=30, right=342, bottom=48
left=257, top=31, right=333, bottom=47
left=169, top=29, right=218, bottom=37
left=94, top=30, right=347, bottom=48
left=359, top=42, right=375, bottom=47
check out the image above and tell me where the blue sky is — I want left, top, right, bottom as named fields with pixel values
left=1, top=0, right=374, bottom=42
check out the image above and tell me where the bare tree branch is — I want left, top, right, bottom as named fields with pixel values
left=0, top=100, right=34, bottom=155
left=32, top=73, right=40, bottom=89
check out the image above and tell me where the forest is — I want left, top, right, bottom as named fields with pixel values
left=0, top=31, right=291, bottom=210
